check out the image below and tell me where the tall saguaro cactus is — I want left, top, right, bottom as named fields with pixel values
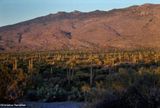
left=28, top=58, right=33, bottom=71
left=13, top=58, right=18, bottom=70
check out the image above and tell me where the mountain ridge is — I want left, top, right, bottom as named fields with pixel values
left=0, top=4, right=160, bottom=52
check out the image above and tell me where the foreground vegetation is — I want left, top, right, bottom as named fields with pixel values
left=0, top=50, right=160, bottom=108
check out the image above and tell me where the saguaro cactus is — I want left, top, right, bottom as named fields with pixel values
left=28, top=58, right=33, bottom=70
left=13, top=58, right=18, bottom=70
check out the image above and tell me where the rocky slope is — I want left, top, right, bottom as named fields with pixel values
left=0, top=4, right=160, bottom=52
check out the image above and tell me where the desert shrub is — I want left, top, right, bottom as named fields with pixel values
left=87, top=70, right=160, bottom=108
left=0, top=65, right=27, bottom=103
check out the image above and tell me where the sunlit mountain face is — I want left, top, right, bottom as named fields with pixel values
left=0, top=4, right=160, bottom=52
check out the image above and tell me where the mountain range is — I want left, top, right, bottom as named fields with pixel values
left=0, top=4, right=160, bottom=52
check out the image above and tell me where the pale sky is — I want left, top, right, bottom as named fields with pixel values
left=0, top=0, right=160, bottom=27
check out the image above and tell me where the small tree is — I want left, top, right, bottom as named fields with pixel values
left=87, top=54, right=101, bottom=85
left=66, top=56, right=78, bottom=84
